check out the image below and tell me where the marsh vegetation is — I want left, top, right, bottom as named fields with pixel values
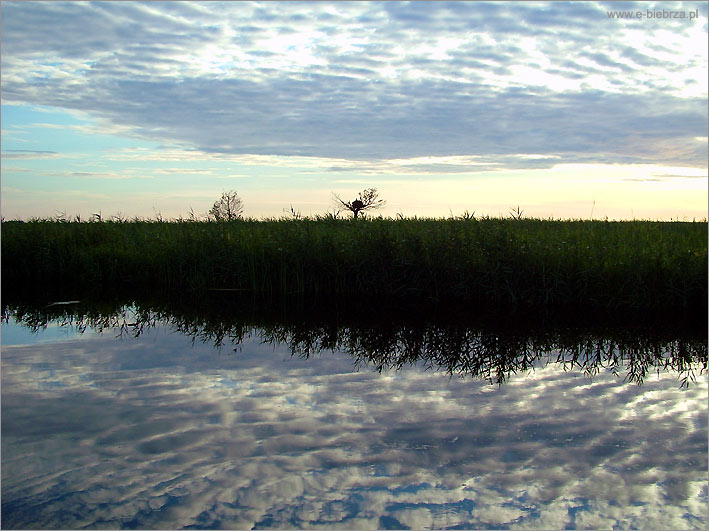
left=2, top=215, right=705, bottom=317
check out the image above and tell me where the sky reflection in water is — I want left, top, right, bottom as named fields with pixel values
left=1, top=315, right=707, bottom=530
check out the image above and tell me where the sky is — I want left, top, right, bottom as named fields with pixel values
left=1, top=0, right=707, bottom=221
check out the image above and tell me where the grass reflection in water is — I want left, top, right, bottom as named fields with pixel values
left=4, top=296, right=705, bottom=388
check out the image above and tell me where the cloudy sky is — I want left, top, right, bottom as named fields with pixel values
left=2, top=318, right=706, bottom=529
left=1, top=1, right=707, bottom=220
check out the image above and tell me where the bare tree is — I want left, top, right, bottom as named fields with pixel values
left=209, top=190, right=244, bottom=221
left=332, top=188, right=386, bottom=219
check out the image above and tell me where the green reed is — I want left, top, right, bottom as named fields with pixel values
left=2, top=216, right=706, bottom=315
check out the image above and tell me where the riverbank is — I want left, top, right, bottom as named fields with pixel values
left=2, top=217, right=706, bottom=316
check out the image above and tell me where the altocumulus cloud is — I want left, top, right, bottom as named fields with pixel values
left=1, top=1, right=706, bottom=171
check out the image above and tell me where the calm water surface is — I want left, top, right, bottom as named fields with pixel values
left=1, top=305, right=707, bottom=530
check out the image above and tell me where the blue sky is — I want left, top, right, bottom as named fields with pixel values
left=1, top=1, right=707, bottom=220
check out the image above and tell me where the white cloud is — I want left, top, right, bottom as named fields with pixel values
left=1, top=1, right=706, bottom=169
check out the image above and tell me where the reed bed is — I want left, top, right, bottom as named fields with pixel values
left=2, top=216, right=706, bottom=315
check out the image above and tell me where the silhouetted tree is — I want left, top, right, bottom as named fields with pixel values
left=332, top=188, right=386, bottom=219
left=209, top=190, right=243, bottom=221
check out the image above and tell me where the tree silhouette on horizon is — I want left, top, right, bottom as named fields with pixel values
left=332, top=188, right=386, bottom=219
left=209, top=190, right=243, bottom=221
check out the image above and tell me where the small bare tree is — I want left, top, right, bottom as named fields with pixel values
left=332, top=188, right=386, bottom=219
left=209, top=190, right=244, bottom=221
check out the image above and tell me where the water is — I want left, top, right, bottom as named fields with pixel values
left=1, top=303, right=706, bottom=529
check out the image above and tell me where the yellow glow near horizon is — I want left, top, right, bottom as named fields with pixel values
left=367, top=163, right=708, bottom=221
left=3, top=140, right=706, bottom=220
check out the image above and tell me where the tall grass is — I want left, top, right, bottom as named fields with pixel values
left=2, top=216, right=706, bottom=316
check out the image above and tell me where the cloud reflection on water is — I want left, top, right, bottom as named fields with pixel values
left=1, top=322, right=707, bottom=530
